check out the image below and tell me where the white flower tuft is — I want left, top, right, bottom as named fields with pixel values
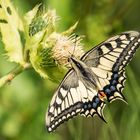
left=51, top=33, right=84, bottom=68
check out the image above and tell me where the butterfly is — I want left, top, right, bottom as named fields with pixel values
left=46, top=31, right=140, bottom=132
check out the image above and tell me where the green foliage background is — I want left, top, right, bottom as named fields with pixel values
left=0, top=0, right=140, bottom=140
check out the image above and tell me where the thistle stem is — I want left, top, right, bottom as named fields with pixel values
left=0, top=63, right=31, bottom=87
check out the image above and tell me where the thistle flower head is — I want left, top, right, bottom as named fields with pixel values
left=49, top=33, right=84, bottom=68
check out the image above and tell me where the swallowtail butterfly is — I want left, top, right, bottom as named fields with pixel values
left=46, top=31, right=140, bottom=132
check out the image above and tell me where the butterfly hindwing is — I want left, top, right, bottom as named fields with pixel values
left=46, top=70, right=105, bottom=132
left=82, top=31, right=140, bottom=102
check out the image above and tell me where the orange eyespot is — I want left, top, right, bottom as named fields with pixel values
left=99, top=91, right=107, bottom=101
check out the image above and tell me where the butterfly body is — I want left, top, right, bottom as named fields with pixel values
left=46, top=31, right=140, bottom=132
left=69, top=57, right=99, bottom=89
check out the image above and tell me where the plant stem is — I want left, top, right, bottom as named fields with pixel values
left=0, top=63, right=32, bottom=87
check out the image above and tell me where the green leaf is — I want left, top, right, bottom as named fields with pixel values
left=0, top=0, right=24, bottom=64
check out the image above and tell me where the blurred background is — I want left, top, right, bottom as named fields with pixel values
left=0, top=0, right=140, bottom=140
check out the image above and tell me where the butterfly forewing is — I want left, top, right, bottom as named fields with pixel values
left=82, top=31, right=140, bottom=102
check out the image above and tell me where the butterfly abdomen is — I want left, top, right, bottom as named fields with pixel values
left=70, top=57, right=98, bottom=88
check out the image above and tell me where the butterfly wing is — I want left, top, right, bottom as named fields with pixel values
left=81, top=31, right=140, bottom=102
left=46, top=70, right=105, bottom=132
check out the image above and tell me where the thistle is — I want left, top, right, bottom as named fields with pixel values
left=24, top=5, right=84, bottom=81
left=0, top=2, right=84, bottom=86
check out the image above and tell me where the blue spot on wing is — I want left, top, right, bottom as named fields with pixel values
left=113, top=73, right=119, bottom=79
left=95, top=97, right=100, bottom=103
left=88, top=104, right=92, bottom=108
left=84, top=104, right=88, bottom=109
left=112, top=80, right=117, bottom=85
left=92, top=102, right=97, bottom=108
left=105, top=88, right=111, bottom=94
left=110, top=86, right=116, bottom=91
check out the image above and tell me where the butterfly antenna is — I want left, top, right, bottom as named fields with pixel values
left=71, top=34, right=79, bottom=57
left=66, top=34, right=79, bottom=59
